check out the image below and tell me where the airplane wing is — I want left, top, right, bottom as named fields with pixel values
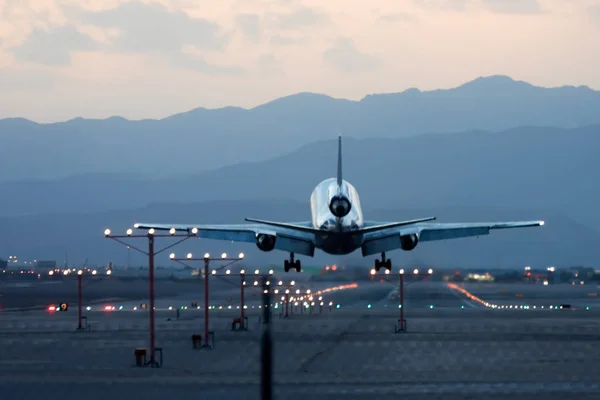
left=133, top=222, right=316, bottom=257
left=360, top=220, right=544, bottom=257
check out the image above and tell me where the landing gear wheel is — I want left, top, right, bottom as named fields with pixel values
left=385, top=259, right=392, bottom=271
left=284, top=260, right=290, bottom=273
left=294, top=260, right=301, bottom=272
left=374, top=259, right=381, bottom=272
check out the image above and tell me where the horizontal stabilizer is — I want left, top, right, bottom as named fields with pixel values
left=244, top=218, right=321, bottom=233
left=355, top=217, right=437, bottom=234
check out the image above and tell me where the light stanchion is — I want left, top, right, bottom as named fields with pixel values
left=104, top=227, right=197, bottom=367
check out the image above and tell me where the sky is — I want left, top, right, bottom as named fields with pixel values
left=1, top=0, right=600, bottom=122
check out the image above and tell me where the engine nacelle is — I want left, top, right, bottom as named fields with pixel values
left=256, top=234, right=276, bottom=252
left=400, top=234, right=419, bottom=251
left=328, top=195, right=352, bottom=218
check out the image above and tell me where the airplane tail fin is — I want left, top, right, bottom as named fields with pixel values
left=337, top=135, right=342, bottom=186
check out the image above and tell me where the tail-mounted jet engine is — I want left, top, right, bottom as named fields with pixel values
left=329, top=195, right=352, bottom=218
left=256, top=234, right=276, bottom=251
left=400, top=233, right=419, bottom=251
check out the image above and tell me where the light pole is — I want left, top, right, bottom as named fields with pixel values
left=169, top=252, right=245, bottom=348
left=104, top=227, right=197, bottom=367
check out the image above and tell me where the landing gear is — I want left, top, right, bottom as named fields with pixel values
left=374, top=252, right=391, bottom=272
left=284, top=253, right=301, bottom=272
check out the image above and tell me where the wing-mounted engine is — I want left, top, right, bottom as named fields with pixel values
left=328, top=195, right=352, bottom=218
left=256, top=233, right=276, bottom=251
left=400, top=233, right=419, bottom=251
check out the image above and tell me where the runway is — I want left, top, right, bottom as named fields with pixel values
left=1, top=274, right=600, bottom=399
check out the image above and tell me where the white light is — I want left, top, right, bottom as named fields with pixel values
left=370, top=268, right=376, bottom=275
left=240, top=269, right=245, bottom=274
left=187, top=253, right=193, bottom=259
left=212, top=270, right=216, bottom=275
left=399, top=269, right=404, bottom=274
left=169, top=228, right=176, bottom=235
left=48, top=270, right=54, bottom=276
left=238, top=252, right=244, bottom=259
left=384, top=269, right=390, bottom=275
left=413, top=269, right=419, bottom=274
left=192, top=227, right=199, bottom=234
left=148, top=228, right=155, bottom=235
left=285, top=289, right=289, bottom=294
left=540, top=221, right=545, bottom=226
left=291, top=280, right=295, bottom=286
left=63, top=270, right=69, bottom=275
left=104, top=229, right=111, bottom=236
left=92, top=270, right=97, bottom=275
left=274, top=289, right=279, bottom=294
left=269, top=269, right=274, bottom=275
left=169, top=253, right=175, bottom=259
left=253, top=281, right=258, bottom=285
left=296, top=289, right=300, bottom=294
left=306, top=289, right=311, bottom=294
left=77, top=270, right=82, bottom=275
left=278, top=280, right=283, bottom=285
left=255, top=269, right=260, bottom=275
left=221, top=253, right=227, bottom=259
left=134, top=224, right=140, bottom=228
left=126, top=228, right=133, bottom=236
left=204, top=253, right=210, bottom=259
left=226, top=270, right=231, bottom=275
left=428, top=269, right=433, bottom=274
left=106, top=270, right=112, bottom=275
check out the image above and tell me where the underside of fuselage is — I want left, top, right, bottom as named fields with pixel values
left=310, top=177, right=364, bottom=254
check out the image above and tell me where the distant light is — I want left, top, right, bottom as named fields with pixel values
left=106, top=270, right=112, bottom=275
left=429, top=305, right=434, bottom=309
left=255, top=269, right=260, bottom=275
left=240, top=269, right=245, bottom=274
left=384, top=269, right=390, bottom=275
left=86, top=306, right=91, bottom=311
left=370, top=268, right=376, bottom=275
left=192, top=227, right=198, bottom=234
left=413, top=269, right=419, bottom=274
left=118, top=306, right=123, bottom=310
left=126, top=228, right=133, bottom=236
left=92, top=270, right=97, bottom=275
left=211, top=270, right=216, bottom=275
left=291, top=280, right=295, bottom=285
left=399, top=269, right=404, bottom=274
left=77, top=270, right=82, bottom=275
left=204, top=253, right=210, bottom=259
left=104, top=229, right=111, bottom=236
left=367, top=304, right=372, bottom=308
left=226, top=269, right=231, bottom=275
left=238, top=252, right=244, bottom=259
left=187, top=253, right=193, bottom=259
left=148, top=228, right=155, bottom=235
left=48, top=270, right=54, bottom=276
left=221, top=253, right=227, bottom=259
left=428, top=269, right=433, bottom=274
left=169, top=228, right=176, bottom=235
left=63, top=270, right=69, bottom=275
left=169, top=253, right=175, bottom=259
left=269, top=269, right=274, bottom=275
left=540, top=221, right=545, bottom=226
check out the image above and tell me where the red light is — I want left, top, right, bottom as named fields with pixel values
left=48, top=305, right=56, bottom=311
left=104, top=305, right=112, bottom=311
left=332, top=265, right=337, bottom=271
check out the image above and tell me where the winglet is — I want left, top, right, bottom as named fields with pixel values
left=337, top=135, right=343, bottom=186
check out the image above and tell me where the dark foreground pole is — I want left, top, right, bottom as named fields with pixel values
left=148, top=234, right=158, bottom=366
left=260, top=276, right=273, bottom=400
left=77, top=272, right=83, bottom=330
left=203, top=258, right=210, bottom=348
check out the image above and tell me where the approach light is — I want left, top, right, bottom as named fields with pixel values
left=370, top=268, right=376, bottom=275
left=192, top=227, right=198, bottom=234
left=413, top=269, right=419, bottom=274
left=104, top=229, right=111, bottom=236
left=106, top=270, right=112, bottom=275
left=399, top=269, right=404, bottom=274
left=169, top=228, right=176, bottom=235
left=255, top=269, right=260, bottom=275
left=291, top=280, right=295, bottom=285
left=63, top=270, right=69, bottom=275
left=92, top=270, right=97, bottom=275
left=384, top=269, right=390, bottom=275
left=77, top=270, right=82, bottom=275
left=148, top=228, right=155, bottom=235
left=428, top=269, right=433, bottom=274
left=187, top=253, right=193, bottom=259
left=221, top=252, right=227, bottom=259
left=238, top=252, right=244, bottom=259
left=226, top=269, right=231, bottom=275
left=169, top=253, right=175, bottom=259
left=126, top=228, right=133, bottom=236
left=240, top=269, right=245, bottom=274
left=204, top=253, right=210, bottom=259
left=269, top=269, right=274, bottom=275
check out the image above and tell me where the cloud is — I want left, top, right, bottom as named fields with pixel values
left=75, top=2, right=230, bottom=52
left=273, top=7, right=331, bottom=30
left=413, top=0, right=471, bottom=12
left=236, top=13, right=261, bottom=43
left=255, top=53, right=284, bottom=76
left=323, top=37, right=379, bottom=73
left=377, top=13, right=419, bottom=23
left=269, top=34, right=307, bottom=46
left=0, top=66, right=64, bottom=89
left=10, top=24, right=98, bottom=65
left=481, top=0, right=543, bottom=14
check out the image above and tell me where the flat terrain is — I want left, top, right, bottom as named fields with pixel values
left=1, top=276, right=600, bottom=399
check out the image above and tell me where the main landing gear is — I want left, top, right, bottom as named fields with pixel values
left=284, top=253, right=301, bottom=272
left=374, top=252, right=391, bottom=272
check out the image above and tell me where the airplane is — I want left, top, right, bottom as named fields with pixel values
left=134, top=136, right=544, bottom=273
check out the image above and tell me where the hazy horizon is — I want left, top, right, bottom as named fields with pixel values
left=2, top=0, right=600, bottom=122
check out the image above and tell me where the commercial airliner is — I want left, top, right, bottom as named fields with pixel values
left=134, top=137, right=544, bottom=273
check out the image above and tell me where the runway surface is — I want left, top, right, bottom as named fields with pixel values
left=1, top=274, right=600, bottom=399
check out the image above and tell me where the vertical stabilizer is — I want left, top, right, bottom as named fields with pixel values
left=337, top=135, right=343, bottom=186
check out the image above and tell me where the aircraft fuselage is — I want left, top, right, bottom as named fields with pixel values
left=309, top=178, right=364, bottom=255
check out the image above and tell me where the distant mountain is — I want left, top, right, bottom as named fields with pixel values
left=0, top=199, right=595, bottom=268
left=2, top=75, right=600, bottom=180
left=0, top=124, right=598, bottom=231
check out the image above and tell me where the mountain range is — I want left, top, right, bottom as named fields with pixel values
left=2, top=75, right=600, bottom=181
